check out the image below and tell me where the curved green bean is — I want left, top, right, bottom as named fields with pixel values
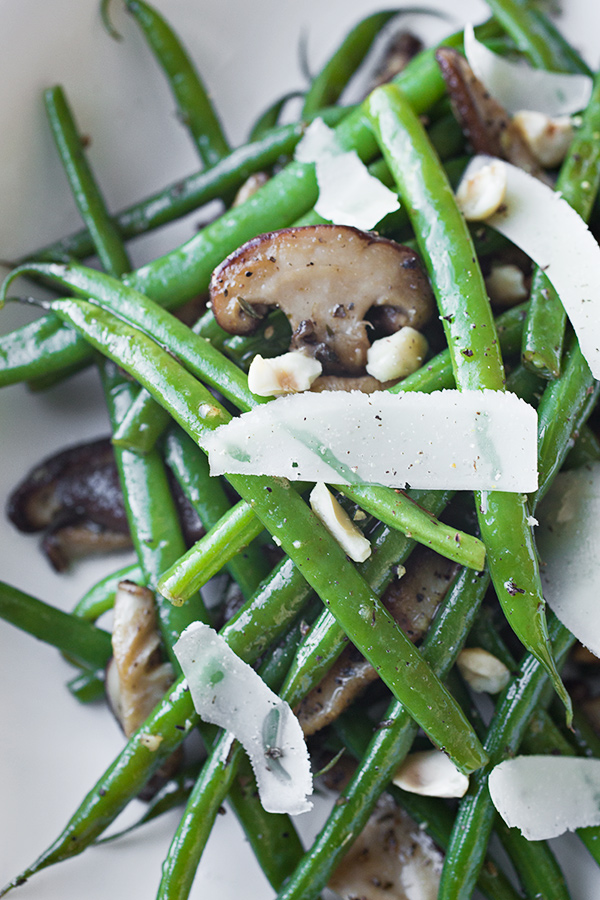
left=125, top=0, right=230, bottom=168
left=301, top=9, right=401, bottom=118
left=366, top=82, right=569, bottom=715
left=0, top=581, right=112, bottom=671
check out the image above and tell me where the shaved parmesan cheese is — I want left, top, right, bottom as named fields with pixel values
left=464, top=24, right=592, bottom=116
left=309, top=482, right=371, bottom=562
left=202, top=389, right=537, bottom=491
left=489, top=756, right=600, bottom=840
left=466, top=155, right=600, bottom=379
left=174, top=622, right=313, bottom=815
left=295, top=118, right=399, bottom=229
left=537, top=463, right=600, bottom=658
left=393, top=750, right=469, bottom=798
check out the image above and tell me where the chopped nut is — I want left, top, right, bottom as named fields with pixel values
left=485, top=263, right=529, bottom=308
left=366, top=326, right=428, bottom=381
left=457, top=647, right=511, bottom=694
left=513, top=110, right=573, bottom=168
left=456, top=158, right=507, bottom=221
left=247, top=351, right=322, bottom=397
left=393, top=749, right=469, bottom=798
left=139, top=733, right=164, bottom=751
left=309, top=482, right=371, bottom=562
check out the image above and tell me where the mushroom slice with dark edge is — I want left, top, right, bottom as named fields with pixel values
left=106, top=580, right=181, bottom=798
left=7, top=437, right=127, bottom=534
left=328, top=792, right=443, bottom=900
left=7, top=437, right=204, bottom=570
left=42, top=521, right=133, bottom=573
left=209, top=225, right=434, bottom=375
left=296, top=547, right=458, bottom=736
left=435, top=46, right=546, bottom=179
left=106, top=580, right=175, bottom=738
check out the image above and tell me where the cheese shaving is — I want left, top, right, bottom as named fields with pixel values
left=295, top=118, right=399, bottom=229
left=489, top=756, right=600, bottom=840
left=202, top=389, right=537, bottom=491
left=464, top=23, right=592, bottom=116
left=537, top=463, right=600, bottom=658
left=464, top=155, right=600, bottom=379
left=174, top=622, right=313, bottom=815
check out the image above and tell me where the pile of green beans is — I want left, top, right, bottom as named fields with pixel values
left=2, top=1, right=600, bottom=898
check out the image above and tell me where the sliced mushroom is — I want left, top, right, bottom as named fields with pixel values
left=209, top=225, right=434, bottom=375
left=328, top=792, right=443, bottom=900
left=42, top=521, right=133, bottom=573
left=369, top=31, right=424, bottom=90
left=296, top=547, right=458, bottom=735
left=435, top=46, right=546, bottom=179
left=106, top=580, right=181, bottom=799
left=310, top=374, right=394, bottom=393
left=7, top=437, right=204, bottom=570
left=106, top=580, right=175, bottom=738
left=7, top=438, right=127, bottom=533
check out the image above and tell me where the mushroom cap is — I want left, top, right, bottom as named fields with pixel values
left=209, top=224, right=434, bottom=375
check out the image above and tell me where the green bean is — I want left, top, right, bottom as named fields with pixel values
left=438, top=617, right=575, bottom=900
left=495, top=820, right=571, bottom=900
left=28, top=293, right=486, bottom=773
left=66, top=670, right=107, bottom=704
left=44, top=85, right=132, bottom=277
left=248, top=91, right=305, bottom=142
left=275, top=566, right=490, bottom=900
left=95, top=762, right=203, bottom=844
left=484, top=0, right=575, bottom=70
left=301, top=10, right=401, bottom=119
left=0, top=316, right=89, bottom=387
left=534, top=340, right=598, bottom=507
left=159, top=497, right=266, bottom=602
left=104, top=368, right=212, bottom=658
left=525, top=5, right=593, bottom=76
left=162, top=427, right=272, bottom=599
left=0, top=581, right=112, bottom=671
left=44, top=81, right=213, bottom=684
left=72, top=562, right=144, bottom=621
left=399, top=795, right=523, bottom=900
left=366, top=83, right=569, bottom=714
left=125, top=0, right=230, bottom=168
left=280, top=492, right=452, bottom=706
left=522, top=68, right=600, bottom=377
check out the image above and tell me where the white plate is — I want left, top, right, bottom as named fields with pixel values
left=1, top=1, right=600, bottom=898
